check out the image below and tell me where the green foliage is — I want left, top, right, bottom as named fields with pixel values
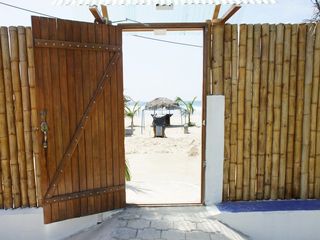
left=125, top=160, right=131, bottom=181
left=124, top=99, right=141, bottom=128
left=175, top=96, right=197, bottom=126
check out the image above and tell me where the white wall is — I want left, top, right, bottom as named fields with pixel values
left=205, top=95, right=225, bottom=205
left=0, top=208, right=121, bottom=240
left=204, top=96, right=320, bottom=240
left=215, top=210, right=320, bottom=240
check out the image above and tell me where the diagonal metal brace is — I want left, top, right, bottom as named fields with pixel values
left=44, top=52, right=121, bottom=199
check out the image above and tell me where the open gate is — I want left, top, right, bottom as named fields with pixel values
left=32, top=16, right=125, bottom=224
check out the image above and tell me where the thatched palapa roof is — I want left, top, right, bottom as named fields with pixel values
left=145, top=97, right=180, bottom=110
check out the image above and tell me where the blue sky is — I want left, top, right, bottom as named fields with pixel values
left=0, top=0, right=315, bottom=101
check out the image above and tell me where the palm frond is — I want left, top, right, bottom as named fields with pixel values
left=125, top=161, right=131, bottom=181
left=175, top=97, right=188, bottom=109
left=191, top=96, right=197, bottom=105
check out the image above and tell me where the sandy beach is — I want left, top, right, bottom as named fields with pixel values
left=125, top=106, right=202, bottom=204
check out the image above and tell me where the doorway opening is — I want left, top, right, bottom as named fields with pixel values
left=121, top=24, right=206, bottom=205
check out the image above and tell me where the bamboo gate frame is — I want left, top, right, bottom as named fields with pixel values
left=0, top=22, right=320, bottom=209
left=208, top=22, right=320, bottom=201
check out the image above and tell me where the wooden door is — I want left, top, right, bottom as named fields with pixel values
left=32, top=16, right=125, bottom=224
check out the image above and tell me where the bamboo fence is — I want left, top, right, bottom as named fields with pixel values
left=0, top=26, right=39, bottom=208
left=0, top=22, right=320, bottom=209
left=208, top=22, right=320, bottom=200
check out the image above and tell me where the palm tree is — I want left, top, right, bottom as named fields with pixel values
left=175, top=96, right=197, bottom=126
left=125, top=100, right=141, bottom=130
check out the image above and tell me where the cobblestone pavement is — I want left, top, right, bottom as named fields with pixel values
left=68, top=207, right=247, bottom=240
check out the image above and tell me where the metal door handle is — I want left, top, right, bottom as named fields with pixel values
left=40, top=110, right=48, bottom=149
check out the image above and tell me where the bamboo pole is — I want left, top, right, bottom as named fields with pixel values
left=223, top=24, right=232, bottom=200
left=286, top=24, right=299, bottom=199
left=257, top=24, right=269, bottom=200
left=212, top=24, right=224, bottom=95
left=1, top=27, right=21, bottom=208
left=0, top=37, right=4, bottom=209
left=300, top=24, right=315, bottom=199
left=236, top=24, right=247, bottom=200
left=243, top=24, right=253, bottom=201
left=0, top=147, right=3, bottom=207
left=229, top=24, right=238, bottom=200
left=309, top=23, right=320, bottom=199
left=9, top=26, right=28, bottom=207
left=0, top=29, right=12, bottom=209
left=18, top=26, right=36, bottom=206
left=264, top=24, right=276, bottom=199
left=293, top=24, right=306, bottom=198
left=314, top=24, right=320, bottom=198
left=278, top=24, right=291, bottom=199
left=271, top=24, right=284, bottom=200
left=250, top=24, right=261, bottom=200
left=26, top=27, right=41, bottom=205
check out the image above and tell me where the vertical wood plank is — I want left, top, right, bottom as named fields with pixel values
left=223, top=24, right=232, bottom=200
left=112, top=26, right=120, bottom=208
left=212, top=24, right=224, bottom=95
left=286, top=24, right=299, bottom=199
left=293, top=24, right=306, bottom=198
left=45, top=18, right=65, bottom=221
left=91, top=23, right=102, bottom=213
left=264, top=25, right=276, bottom=199
left=80, top=22, right=89, bottom=215
left=236, top=24, right=247, bottom=200
left=103, top=25, right=114, bottom=209
left=250, top=24, right=261, bottom=200
left=0, top=27, right=21, bottom=208
left=93, top=23, right=102, bottom=213
left=300, top=24, right=315, bottom=199
left=271, top=24, right=284, bottom=200
left=278, top=24, right=291, bottom=199
left=98, top=24, right=108, bottom=212
left=75, top=22, right=87, bottom=216
left=65, top=20, right=80, bottom=217
left=86, top=22, right=95, bottom=214
left=31, top=16, right=51, bottom=222
left=116, top=27, right=126, bottom=207
left=257, top=24, right=269, bottom=200
left=109, top=25, right=120, bottom=208
left=41, top=17, right=60, bottom=221
left=229, top=24, right=238, bottom=201
left=243, top=24, right=253, bottom=201
left=201, top=24, right=209, bottom=203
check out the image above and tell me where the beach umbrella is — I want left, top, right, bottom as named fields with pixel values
left=145, top=97, right=180, bottom=110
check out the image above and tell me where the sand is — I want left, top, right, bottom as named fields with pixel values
left=125, top=109, right=202, bottom=204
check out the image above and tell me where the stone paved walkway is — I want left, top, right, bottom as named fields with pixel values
left=67, top=207, right=247, bottom=240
